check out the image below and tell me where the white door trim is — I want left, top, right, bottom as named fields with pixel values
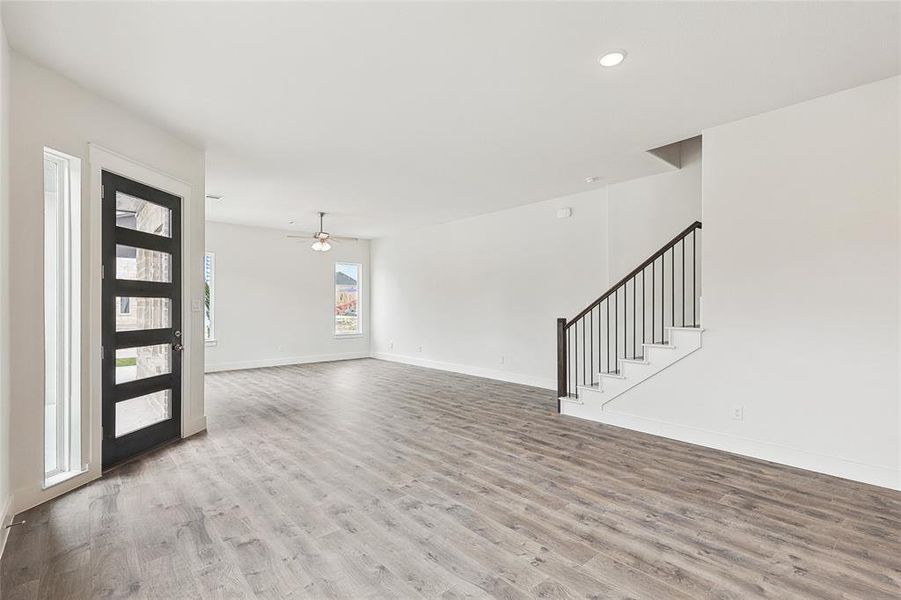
left=88, top=144, right=200, bottom=463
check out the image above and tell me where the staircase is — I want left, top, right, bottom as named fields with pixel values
left=556, top=222, right=702, bottom=418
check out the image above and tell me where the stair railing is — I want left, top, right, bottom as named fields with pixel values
left=557, top=221, right=702, bottom=408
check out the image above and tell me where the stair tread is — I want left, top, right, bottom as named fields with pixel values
left=643, top=342, right=675, bottom=348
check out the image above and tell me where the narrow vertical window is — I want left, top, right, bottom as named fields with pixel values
left=335, top=262, right=361, bottom=335
left=43, top=148, right=82, bottom=485
left=204, top=252, right=215, bottom=342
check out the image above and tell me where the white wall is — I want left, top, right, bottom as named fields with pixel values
left=0, top=16, right=12, bottom=553
left=607, top=137, right=702, bottom=280
left=370, top=139, right=702, bottom=390
left=372, top=192, right=610, bottom=389
left=8, top=53, right=206, bottom=513
left=601, top=77, right=901, bottom=490
left=205, top=221, right=370, bottom=372
left=368, top=78, right=900, bottom=490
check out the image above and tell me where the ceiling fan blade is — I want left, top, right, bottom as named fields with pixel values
left=286, top=233, right=315, bottom=239
left=330, top=236, right=360, bottom=242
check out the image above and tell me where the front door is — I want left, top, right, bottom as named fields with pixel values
left=101, top=171, right=182, bottom=469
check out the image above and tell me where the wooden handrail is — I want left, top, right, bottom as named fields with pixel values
left=566, top=221, right=702, bottom=329
left=556, top=220, right=703, bottom=403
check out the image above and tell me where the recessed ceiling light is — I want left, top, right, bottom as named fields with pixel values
left=288, top=220, right=295, bottom=225
left=598, top=51, right=626, bottom=68
left=585, top=176, right=604, bottom=184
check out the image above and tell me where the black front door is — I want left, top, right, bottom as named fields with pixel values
left=101, top=171, right=182, bottom=469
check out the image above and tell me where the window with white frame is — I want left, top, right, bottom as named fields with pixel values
left=204, top=252, right=215, bottom=341
left=43, top=148, right=83, bottom=485
left=335, top=263, right=362, bottom=335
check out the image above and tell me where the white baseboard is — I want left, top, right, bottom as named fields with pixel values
left=373, top=352, right=556, bottom=391
left=205, top=351, right=370, bottom=373
left=11, top=468, right=101, bottom=517
left=0, top=493, right=12, bottom=561
left=585, top=408, right=901, bottom=491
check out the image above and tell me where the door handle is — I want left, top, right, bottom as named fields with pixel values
left=173, top=343, right=184, bottom=352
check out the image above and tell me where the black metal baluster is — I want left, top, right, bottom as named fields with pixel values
left=597, top=306, right=600, bottom=381
left=632, top=277, right=636, bottom=359
left=642, top=268, right=646, bottom=347
left=682, top=238, right=685, bottom=327
left=653, top=259, right=656, bottom=343
left=589, top=309, right=594, bottom=386
left=581, top=319, right=586, bottom=387
left=693, top=229, right=697, bottom=327
left=575, top=322, right=579, bottom=388
left=605, top=299, right=610, bottom=373
left=671, top=247, right=675, bottom=330
left=660, top=255, right=665, bottom=343
left=614, top=288, right=618, bottom=373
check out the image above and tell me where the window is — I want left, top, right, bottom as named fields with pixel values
left=204, top=252, right=215, bottom=341
left=43, top=148, right=82, bottom=485
left=335, top=262, right=361, bottom=335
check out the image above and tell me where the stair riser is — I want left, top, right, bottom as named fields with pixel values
left=577, top=327, right=703, bottom=409
left=560, top=398, right=603, bottom=420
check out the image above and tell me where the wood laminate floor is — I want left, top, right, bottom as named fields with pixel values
left=2, top=359, right=900, bottom=599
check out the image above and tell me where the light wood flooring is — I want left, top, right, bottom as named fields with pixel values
left=2, top=358, right=900, bottom=599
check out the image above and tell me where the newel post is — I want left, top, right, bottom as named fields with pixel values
left=556, top=317, right=567, bottom=411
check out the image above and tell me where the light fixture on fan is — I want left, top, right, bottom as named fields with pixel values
left=285, top=212, right=358, bottom=251
left=311, top=212, right=332, bottom=251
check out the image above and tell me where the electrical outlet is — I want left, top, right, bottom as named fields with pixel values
left=500, top=355, right=505, bottom=365
left=388, top=341, right=394, bottom=350
left=417, top=345, right=423, bottom=353
left=731, top=406, right=744, bottom=420
left=277, top=344, right=285, bottom=352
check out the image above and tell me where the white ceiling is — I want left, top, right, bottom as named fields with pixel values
left=3, top=1, right=899, bottom=237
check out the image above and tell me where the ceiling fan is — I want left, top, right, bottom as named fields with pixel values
left=286, top=212, right=357, bottom=252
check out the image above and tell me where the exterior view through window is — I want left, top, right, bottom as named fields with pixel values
left=114, top=193, right=173, bottom=389
left=335, top=263, right=361, bottom=335
left=204, top=252, right=215, bottom=341
left=43, top=147, right=82, bottom=485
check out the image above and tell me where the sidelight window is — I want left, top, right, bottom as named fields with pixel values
left=43, top=148, right=83, bottom=485
left=204, top=252, right=215, bottom=341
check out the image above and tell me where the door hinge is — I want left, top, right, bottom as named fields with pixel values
left=101, top=184, right=105, bottom=198
left=101, top=346, right=104, bottom=360
left=101, top=264, right=105, bottom=279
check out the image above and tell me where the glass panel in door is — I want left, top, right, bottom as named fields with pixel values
left=115, top=390, right=172, bottom=437
left=116, top=192, right=172, bottom=237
